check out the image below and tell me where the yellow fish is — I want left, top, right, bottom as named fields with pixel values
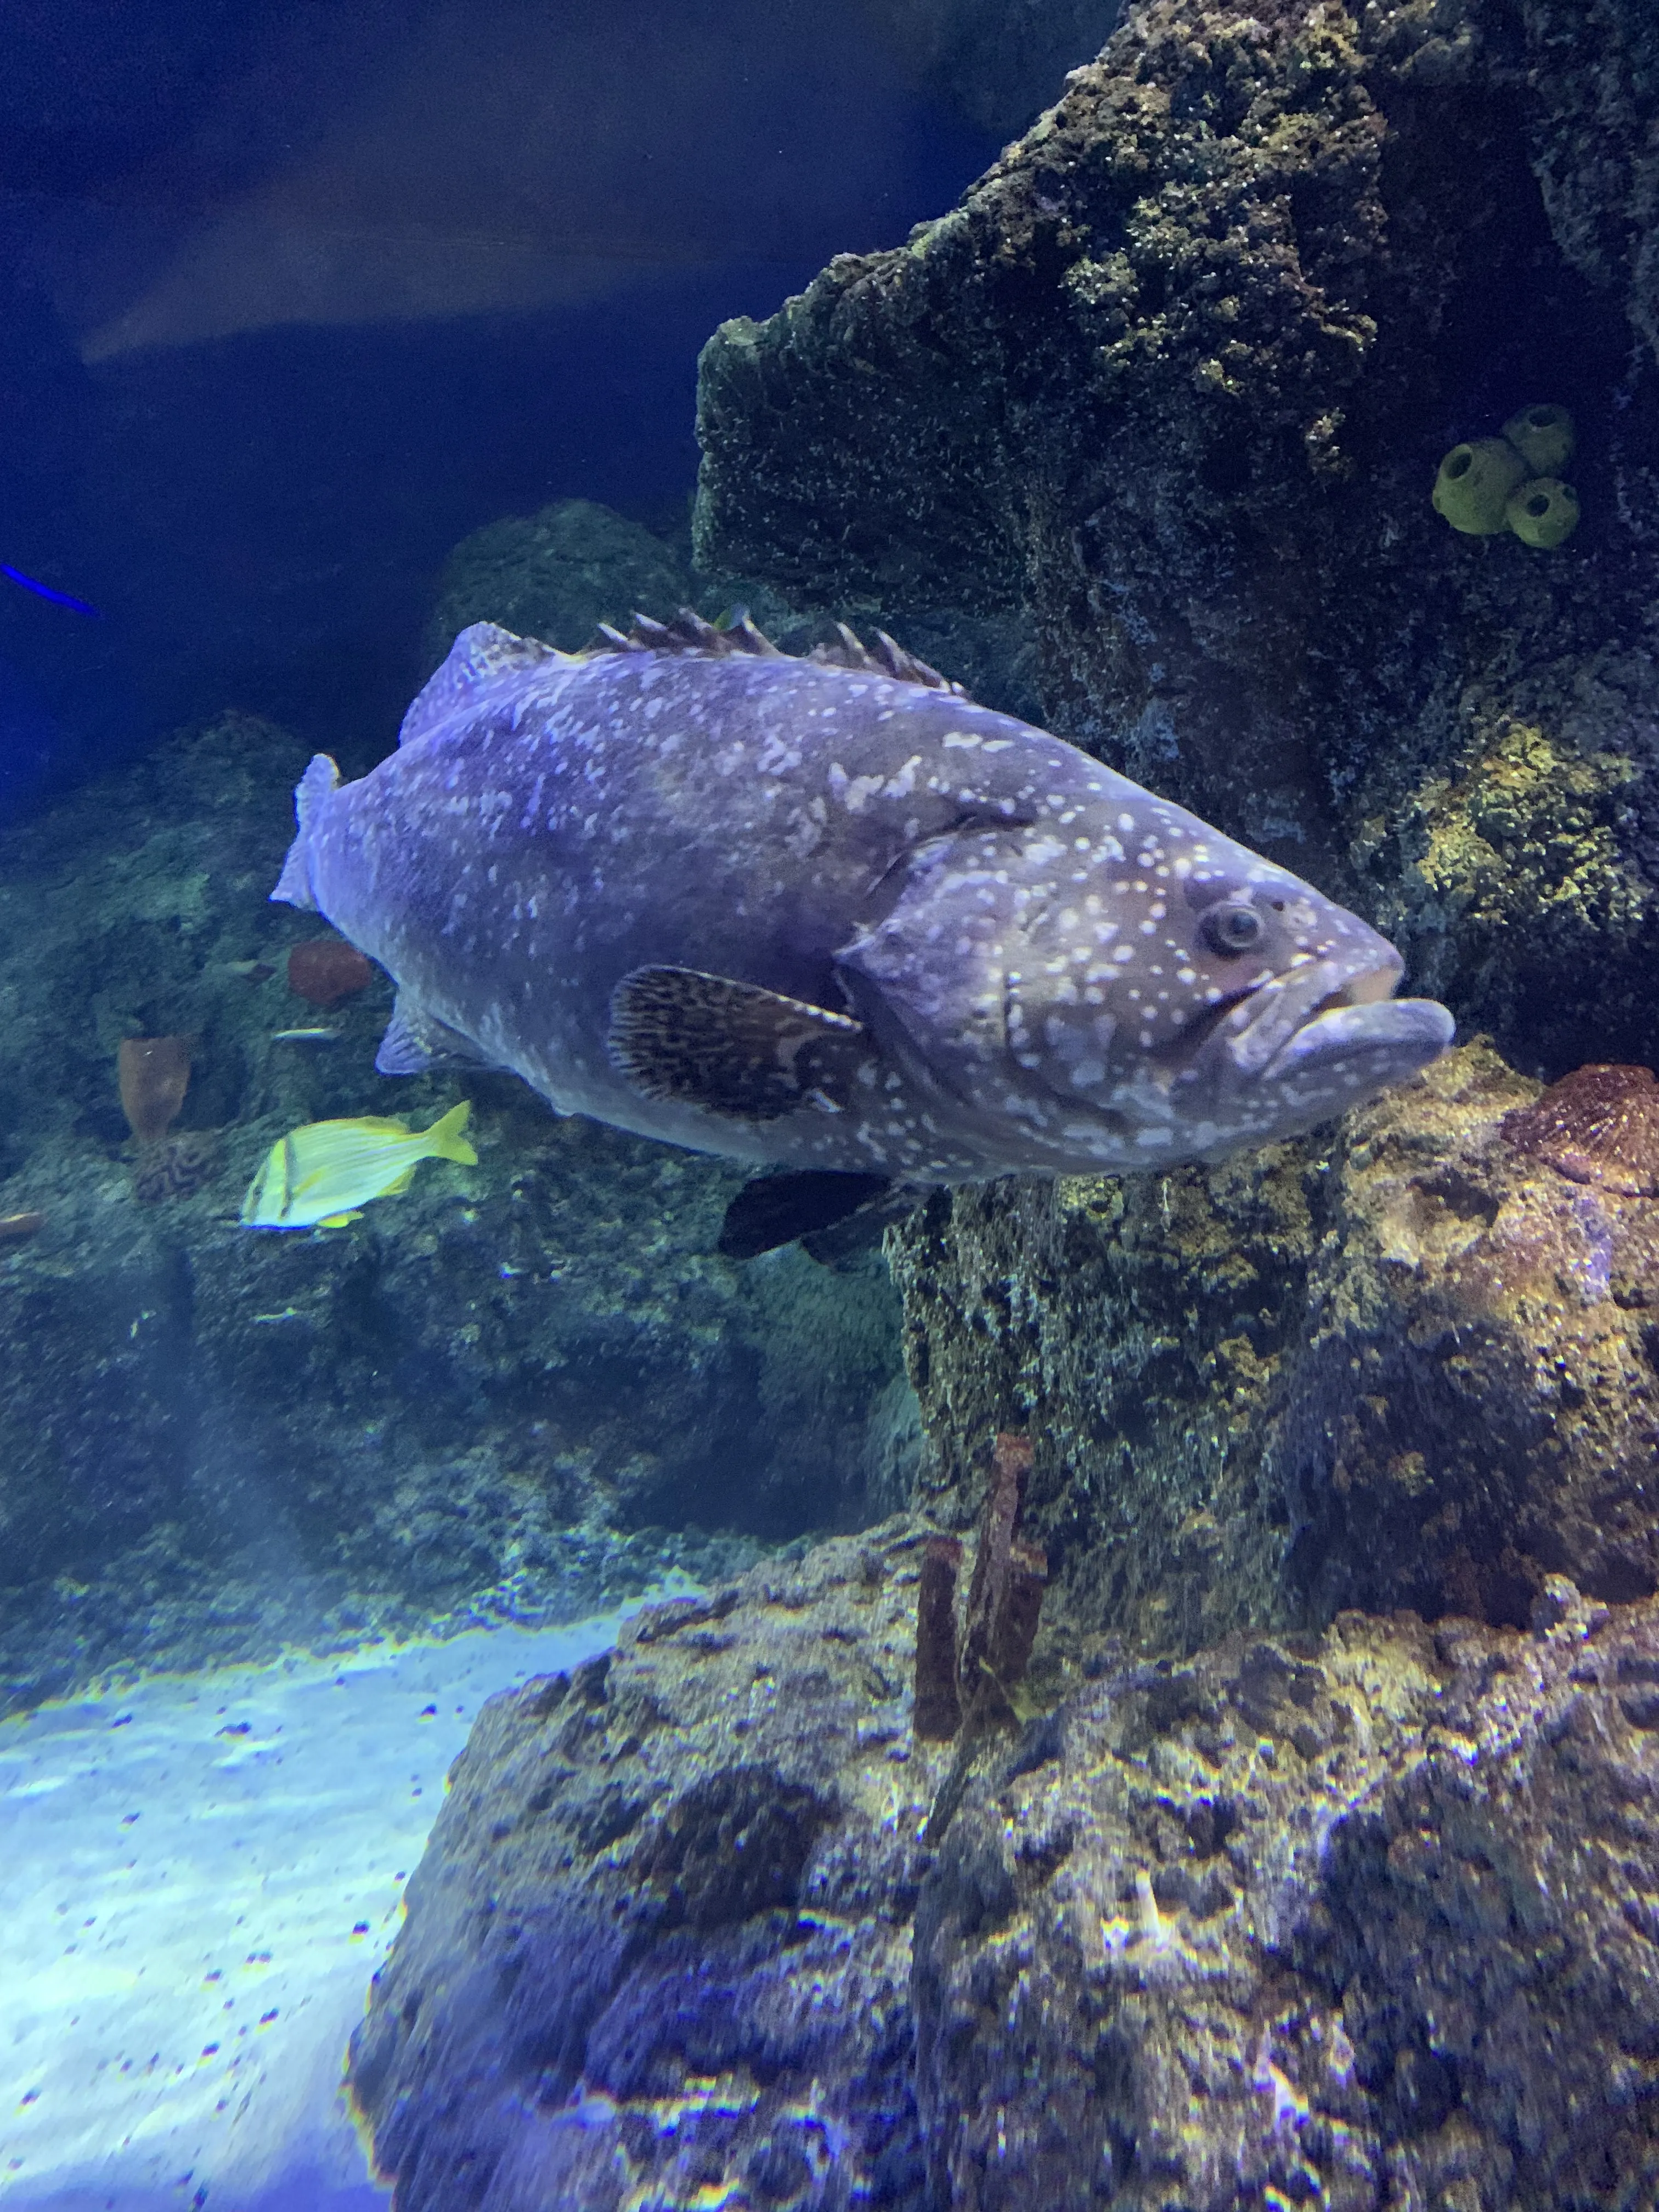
left=240, top=1102, right=476, bottom=1229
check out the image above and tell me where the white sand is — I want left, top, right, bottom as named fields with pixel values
left=0, top=1607, right=660, bottom=2210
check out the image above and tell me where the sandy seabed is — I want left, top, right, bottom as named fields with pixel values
left=0, top=1606, right=658, bottom=2210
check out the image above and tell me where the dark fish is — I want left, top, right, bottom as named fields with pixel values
left=271, top=614, right=1453, bottom=1252
left=1, top=565, right=100, bottom=617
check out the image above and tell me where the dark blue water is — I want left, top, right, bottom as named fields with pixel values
left=0, top=0, right=998, bottom=816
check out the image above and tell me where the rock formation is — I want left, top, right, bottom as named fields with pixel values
left=349, top=1539, right=1659, bottom=2209
left=890, top=1041, right=1659, bottom=1652
left=696, top=0, right=1659, bottom=1077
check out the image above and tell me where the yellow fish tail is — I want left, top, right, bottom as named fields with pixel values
left=421, top=1099, right=477, bottom=1166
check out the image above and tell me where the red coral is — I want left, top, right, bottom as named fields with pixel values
left=1502, top=1063, right=1659, bottom=1197
left=287, top=938, right=375, bottom=1006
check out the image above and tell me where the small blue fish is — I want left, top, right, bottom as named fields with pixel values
left=2, top=565, right=100, bottom=618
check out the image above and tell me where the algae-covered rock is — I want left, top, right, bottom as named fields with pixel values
left=888, top=1041, right=1659, bottom=1650
left=352, top=1537, right=1659, bottom=2210
left=915, top=1584, right=1659, bottom=2209
left=422, top=498, right=696, bottom=669
left=695, top=0, right=1659, bottom=1075
left=0, top=715, right=909, bottom=1712
left=889, top=1145, right=1316, bottom=1656
left=1364, top=710, right=1651, bottom=1073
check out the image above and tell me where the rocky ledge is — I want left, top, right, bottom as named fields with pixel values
left=349, top=1533, right=1659, bottom=2209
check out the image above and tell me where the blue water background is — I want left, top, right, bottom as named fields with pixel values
left=0, top=0, right=999, bottom=819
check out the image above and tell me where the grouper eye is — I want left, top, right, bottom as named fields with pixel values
left=1201, top=902, right=1265, bottom=955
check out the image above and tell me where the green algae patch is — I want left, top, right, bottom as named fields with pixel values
left=1410, top=718, right=1648, bottom=947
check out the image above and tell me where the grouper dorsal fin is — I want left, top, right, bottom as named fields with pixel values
left=586, top=606, right=972, bottom=698
left=810, top=622, right=968, bottom=697
left=609, top=966, right=871, bottom=1121
left=399, top=622, right=569, bottom=747
left=588, top=606, right=785, bottom=660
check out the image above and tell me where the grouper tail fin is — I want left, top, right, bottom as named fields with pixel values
left=270, top=753, right=341, bottom=910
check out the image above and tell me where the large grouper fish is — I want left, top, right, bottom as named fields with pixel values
left=272, top=611, right=1454, bottom=1256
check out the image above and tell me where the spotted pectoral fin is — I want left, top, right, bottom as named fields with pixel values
left=375, top=995, right=492, bottom=1076
left=609, top=967, right=870, bottom=1121
left=718, top=1170, right=892, bottom=1260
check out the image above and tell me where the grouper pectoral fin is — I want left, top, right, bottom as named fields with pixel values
left=608, top=966, right=872, bottom=1121
left=398, top=621, right=569, bottom=747
left=375, top=994, right=493, bottom=1076
left=718, top=1170, right=893, bottom=1260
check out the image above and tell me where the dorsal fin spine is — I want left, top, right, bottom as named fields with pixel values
left=582, top=605, right=968, bottom=696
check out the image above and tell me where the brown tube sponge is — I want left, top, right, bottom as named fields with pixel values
left=958, top=1432, right=1046, bottom=1726
left=915, top=1538, right=964, bottom=1741
left=118, top=1035, right=192, bottom=1145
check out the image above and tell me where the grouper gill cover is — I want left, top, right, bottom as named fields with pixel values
left=272, top=610, right=1454, bottom=1227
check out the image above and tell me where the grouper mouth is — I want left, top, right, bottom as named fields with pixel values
left=1213, top=952, right=1453, bottom=1090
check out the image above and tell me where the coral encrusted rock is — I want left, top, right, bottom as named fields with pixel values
left=695, top=0, right=1659, bottom=1075
left=351, top=1542, right=1659, bottom=2209
left=887, top=1042, right=1659, bottom=1652
left=913, top=1581, right=1659, bottom=2210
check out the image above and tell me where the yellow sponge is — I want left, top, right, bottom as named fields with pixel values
left=1432, top=438, right=1527, bottom=534
left=1506, top=476, right=1580, bottom=549
left=1502, top=403, right=1575, bottom=475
